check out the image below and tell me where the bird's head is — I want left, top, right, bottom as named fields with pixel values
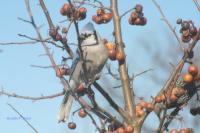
left=79, top=22, right=101, bottom=46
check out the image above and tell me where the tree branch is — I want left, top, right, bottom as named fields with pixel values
left=110, top=0, right=135, bottom=123
left=0, top=88, right=64, bottom=101
left=24, top=0, right=70, bottom=93
left=39, top=0, right=74, bottom=58
left=7, top=103, right=39, bottom=133
left=193, top=0, right=200, bottom=12
left=151, top=0, right=184, bottom=51
left=93, top=81, right=130, bottom=121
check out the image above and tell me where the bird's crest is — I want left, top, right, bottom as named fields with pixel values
left=80, top=22, right=95, bottom=34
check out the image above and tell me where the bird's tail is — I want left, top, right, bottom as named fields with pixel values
left=58, top=81, right=75, bottom=123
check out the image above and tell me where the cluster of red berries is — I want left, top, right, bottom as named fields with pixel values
left=155, top=64, right=199, bottom=106
left=136, top=101, right=154, bottom=117
left=92, top=9, right=113, bottom=24
left=104, top=40, right=125, bottom=63
left=56, top=67, right=70, bottom=78
left=170, top=128, right=194, bottom=133
left=155, top=87, right=187, bottom=105
left=49, top=28, right=64, bottom=42
left=177, top=19, right=198, bottom=43
left=182, top=64, right=200, bottom=84
left=60, top=3, right=87, bottom=21
left=67, top=109, right=87, bottom=130
left=104, top=125, right=134, bottom=133
left=128, top=4, right=147, bottom=26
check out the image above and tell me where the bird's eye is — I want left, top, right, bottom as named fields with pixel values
left=85, top=34, right=92, bottom=38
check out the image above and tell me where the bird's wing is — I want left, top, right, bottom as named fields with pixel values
left=69, top=49, right=81, bottom=81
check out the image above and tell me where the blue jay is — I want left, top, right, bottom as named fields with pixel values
left=58, top=22, right=108, bottom=122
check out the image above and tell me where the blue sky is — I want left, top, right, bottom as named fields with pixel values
left=0, top=0, right=199, bottom=133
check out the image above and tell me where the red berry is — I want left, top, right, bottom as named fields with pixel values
left=68, top=122, right=76, bottom=129
left=116, top=51, right=125, bottom=63
left=190, top=27, right=197, bottom=37
left=102, top=13, right=113, bottom=23
left=62, top=3, right=71, bottom=15
left=135, top=4, right=143, bottom=13
left=54, top=34, right=62, bottom=41
left=140, top=17, right=147, bottom=26
left=116, top=127, right=125, bottom=133
left=108, top=49, right=117, bottom=61
left=77, top=83, right=85, bottom=92
left=92, top=15, right=102, bottom=24
left=155, top=96, right=162, bottom=103
left=96, top=8, right=105, bottom=16
left=125, top=125, right=134, bottom=133
left=78, top=109, right=87, bottom=118
left=183, top=73, right=194, bottom=84
left=131, top=12, right=138, bottom=21
left=188, top=64, right=198, bottom=77
left=79, top=7, right=87, bottom=14
left=49, top=28, right=57, bottom=37
left=170, top=129, right=179, bottom=133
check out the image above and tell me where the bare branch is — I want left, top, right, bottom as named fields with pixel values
left=24, top=0, right=69, bottom=93
left=140, top=30, right=200, bottom=127
left=163, top=107, right=181, bottom=131
left=0, top=41, right=38, bottom=45
left=18, top=17, right=32, bottom=24
left=151, top=0, right=184, bottom=51
left=71, top=93, right=102, bottom=133
left=30, top=64, right=64, bottom=69
left=157, top=109, right=167, bottom=133
left=193, top=0, right=200, bottom=12
left=134, top=68, right=154, bottom=79
left=7, top=103, right=39, bottom=133
left=74, top=0, right=111, bottom=11
left=106, top=64, right=120, bottom=80
left=38, top=0, right=54, bottom=28
left=1, top=88, right=64, bottom=101
left=120, top=7, right=135, bottom=20
left=110, top=0, right=135, bottom=122
left=39, top=0, right=74, bottom=58
left=93, top=81, right=130, bottom=121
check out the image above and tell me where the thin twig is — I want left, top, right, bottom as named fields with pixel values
left=18, top=17, right=32, bottom=24
left=140, top=30, right=200, bottom=126
left=30, top=64, right=56, bottom=69
left=17, top=34, right=64, bottom=48
left=24, top=0, right=69, bottom=93
left=157, top=109, right=167, bottom=133
left=193, top=0, right=200, bottom=12
left=93, top=81, right=130, bottom=122
left=1, top=88, right=64, bottom=101
left=86, top=88, right=122, bottom=127
left=106, top=64, right=120, bottom=80
left=134, top=68, right=154, bottom=78
left=120, top=7, right=135, bottom=20
left=163, top=107, right=181, bottom=131
left=7, top=103, right=39, bottom=133
left=151, top=0, right=184, bottom=51
left=39, top=0, right=74, bottom=58
left=74, top=0, right=111, bottom=11
left=38, top=0, right=54, bottom=28
left=0, top=41, right=38, bottom=45
left=71, top=93, right=102, bottom=133
left=0, top=39, right=63, bottom=49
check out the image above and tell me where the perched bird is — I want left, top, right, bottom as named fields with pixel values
left=58, top=22, right=108, bottom=122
